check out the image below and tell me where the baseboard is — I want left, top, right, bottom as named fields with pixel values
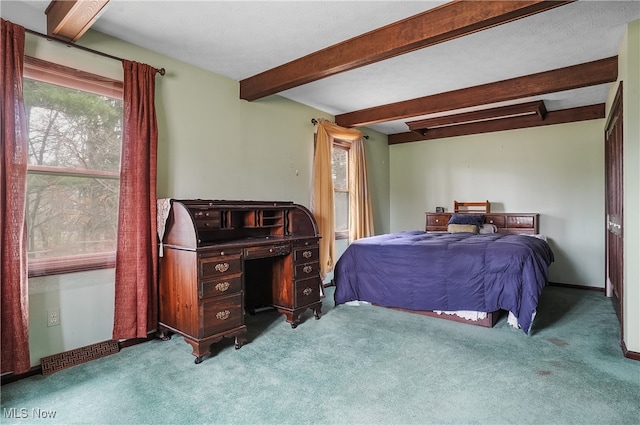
left=548, top=281, right=605, bottom=292
left=1, top=365, right=42, bottom=386
left=1, top=333, right=157, bottom=385
left=117, top=333, right=157, bottom=349
left=621, top=341, right=640, bottom=361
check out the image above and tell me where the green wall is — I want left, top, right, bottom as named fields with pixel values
left=390, top=120, right=606, bottom=288
left=23, top=30, right=390, bottom=365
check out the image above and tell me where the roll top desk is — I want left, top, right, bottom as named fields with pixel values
left=158, top=199, right=322, bottom=363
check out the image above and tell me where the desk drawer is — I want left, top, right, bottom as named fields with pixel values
left=201, top=293, right=243, bottom=337
left=199, top=254, right=242, bottom=279
left=200, top=274, right=242, bottom=299
left=193, top=209, right=220, bottom=230
left=295, top=261, right=319, bottom=279
left=196, top=219, right=221, bottom=230
left=294, top=277, right=321, bottom=306
left=294, top=246, right=319, bottom=262
left=244, top=244, right=290, bottom=259
left=192, top=209, right=219, bottom=220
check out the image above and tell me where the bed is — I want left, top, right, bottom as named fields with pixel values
left=333, top=229, right=554, bottom=334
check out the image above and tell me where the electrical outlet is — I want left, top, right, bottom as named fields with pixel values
left=47, top=309, right=60, bottom=327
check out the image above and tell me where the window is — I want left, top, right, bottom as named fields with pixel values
left=332, top=140, right=350, bottom=240
left=23, top=57, right=124, bottom=277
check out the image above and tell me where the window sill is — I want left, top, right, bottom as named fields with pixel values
left=335, top=231, right=349, bottom=240
left=28, top=252, right=116, bottom=278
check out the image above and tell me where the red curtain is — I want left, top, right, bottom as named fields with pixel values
left=1, top=19, right=31, bottom=374
left=112, top=61, right=159, bottom=340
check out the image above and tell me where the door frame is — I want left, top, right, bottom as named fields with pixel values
left=604, top=81, right=624, bottom=337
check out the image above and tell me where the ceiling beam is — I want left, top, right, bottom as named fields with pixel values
left=388, top=104, right=605, bottom=145
left=407, top=100, right=547, bottom=134
left=45, top=0, right=110, bottom=42
left=239, top=0, right=572, bottom=101
left=336, top=56, right=618, bottom=128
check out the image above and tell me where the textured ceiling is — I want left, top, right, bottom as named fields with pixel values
left=2, top=0, right=639, bottom=135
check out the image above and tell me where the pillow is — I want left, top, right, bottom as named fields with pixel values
left=447, top=224, right=479, bottom=234
left=447, top=213, right=485, bottom=227
left=479, top=223, right=498, bottom=234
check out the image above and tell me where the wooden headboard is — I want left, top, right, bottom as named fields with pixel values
left=425, top=210, right=539, bottom=235
left=454, top=200, right=490, bottom=213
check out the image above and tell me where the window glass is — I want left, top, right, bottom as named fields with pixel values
left=23, top=75, right=123, bottom=271
left=332, top=147, right=348, bottom=190
left=25, top=80, right=122, bottom=171
left=332, top=144, right=349, bottom=238
left=26, top=174, right=120, bottom=259
left=334, top=191, right=349, bottom=232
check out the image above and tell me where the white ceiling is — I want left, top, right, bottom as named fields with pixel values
left=2, top=0, right=639, bottom=135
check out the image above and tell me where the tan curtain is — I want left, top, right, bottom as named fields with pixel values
left=1, top=19, right=31, bottom=374
left=349, top=137, right=374, bottom=241
left=312, top=120, right=373, bottom=279
left=112, top=61, right=159, bottom=340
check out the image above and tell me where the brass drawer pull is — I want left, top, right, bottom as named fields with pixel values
left=214, top=262, right=230, bottom=273
left=303, top=287, right=313, bottom=296
left=303, top=265, right=313, bottom=274
left=216, top=310, right=230, bottom=320
left=302, top=250, right=313, bottom=259
left=215, top=282, right=230, bottom=292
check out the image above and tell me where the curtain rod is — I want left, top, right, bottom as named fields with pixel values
left=311, top=118, right=369, bottom=139
left=24, top=28, right=165, bottom=76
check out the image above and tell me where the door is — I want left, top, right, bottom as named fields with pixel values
left=605, top=82, right=623, bottom=331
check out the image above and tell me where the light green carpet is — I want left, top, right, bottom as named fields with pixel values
left=1, top=286, right=639, bottom=425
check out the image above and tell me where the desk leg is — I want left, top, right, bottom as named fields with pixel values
left=183, top=337, right=220, bottom=364
left=157, top=325, right=172, bottom=341
left=279, top=310, right=301, bottom=328
left=234, top=333, right=247, bottom=349
left=312, top=303, right=322, bottom=320
left=182, top=325, right=247, bottom=364
left=277, top=303, right=322, bottom=328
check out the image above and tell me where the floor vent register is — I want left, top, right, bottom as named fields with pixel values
left=41, top=340, right=120, bottom=375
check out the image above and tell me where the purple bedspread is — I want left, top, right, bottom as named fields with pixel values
left=334, top=231, right=554, bottom=334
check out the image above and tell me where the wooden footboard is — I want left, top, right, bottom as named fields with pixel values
left=379, top=305, right=503, bottom=328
